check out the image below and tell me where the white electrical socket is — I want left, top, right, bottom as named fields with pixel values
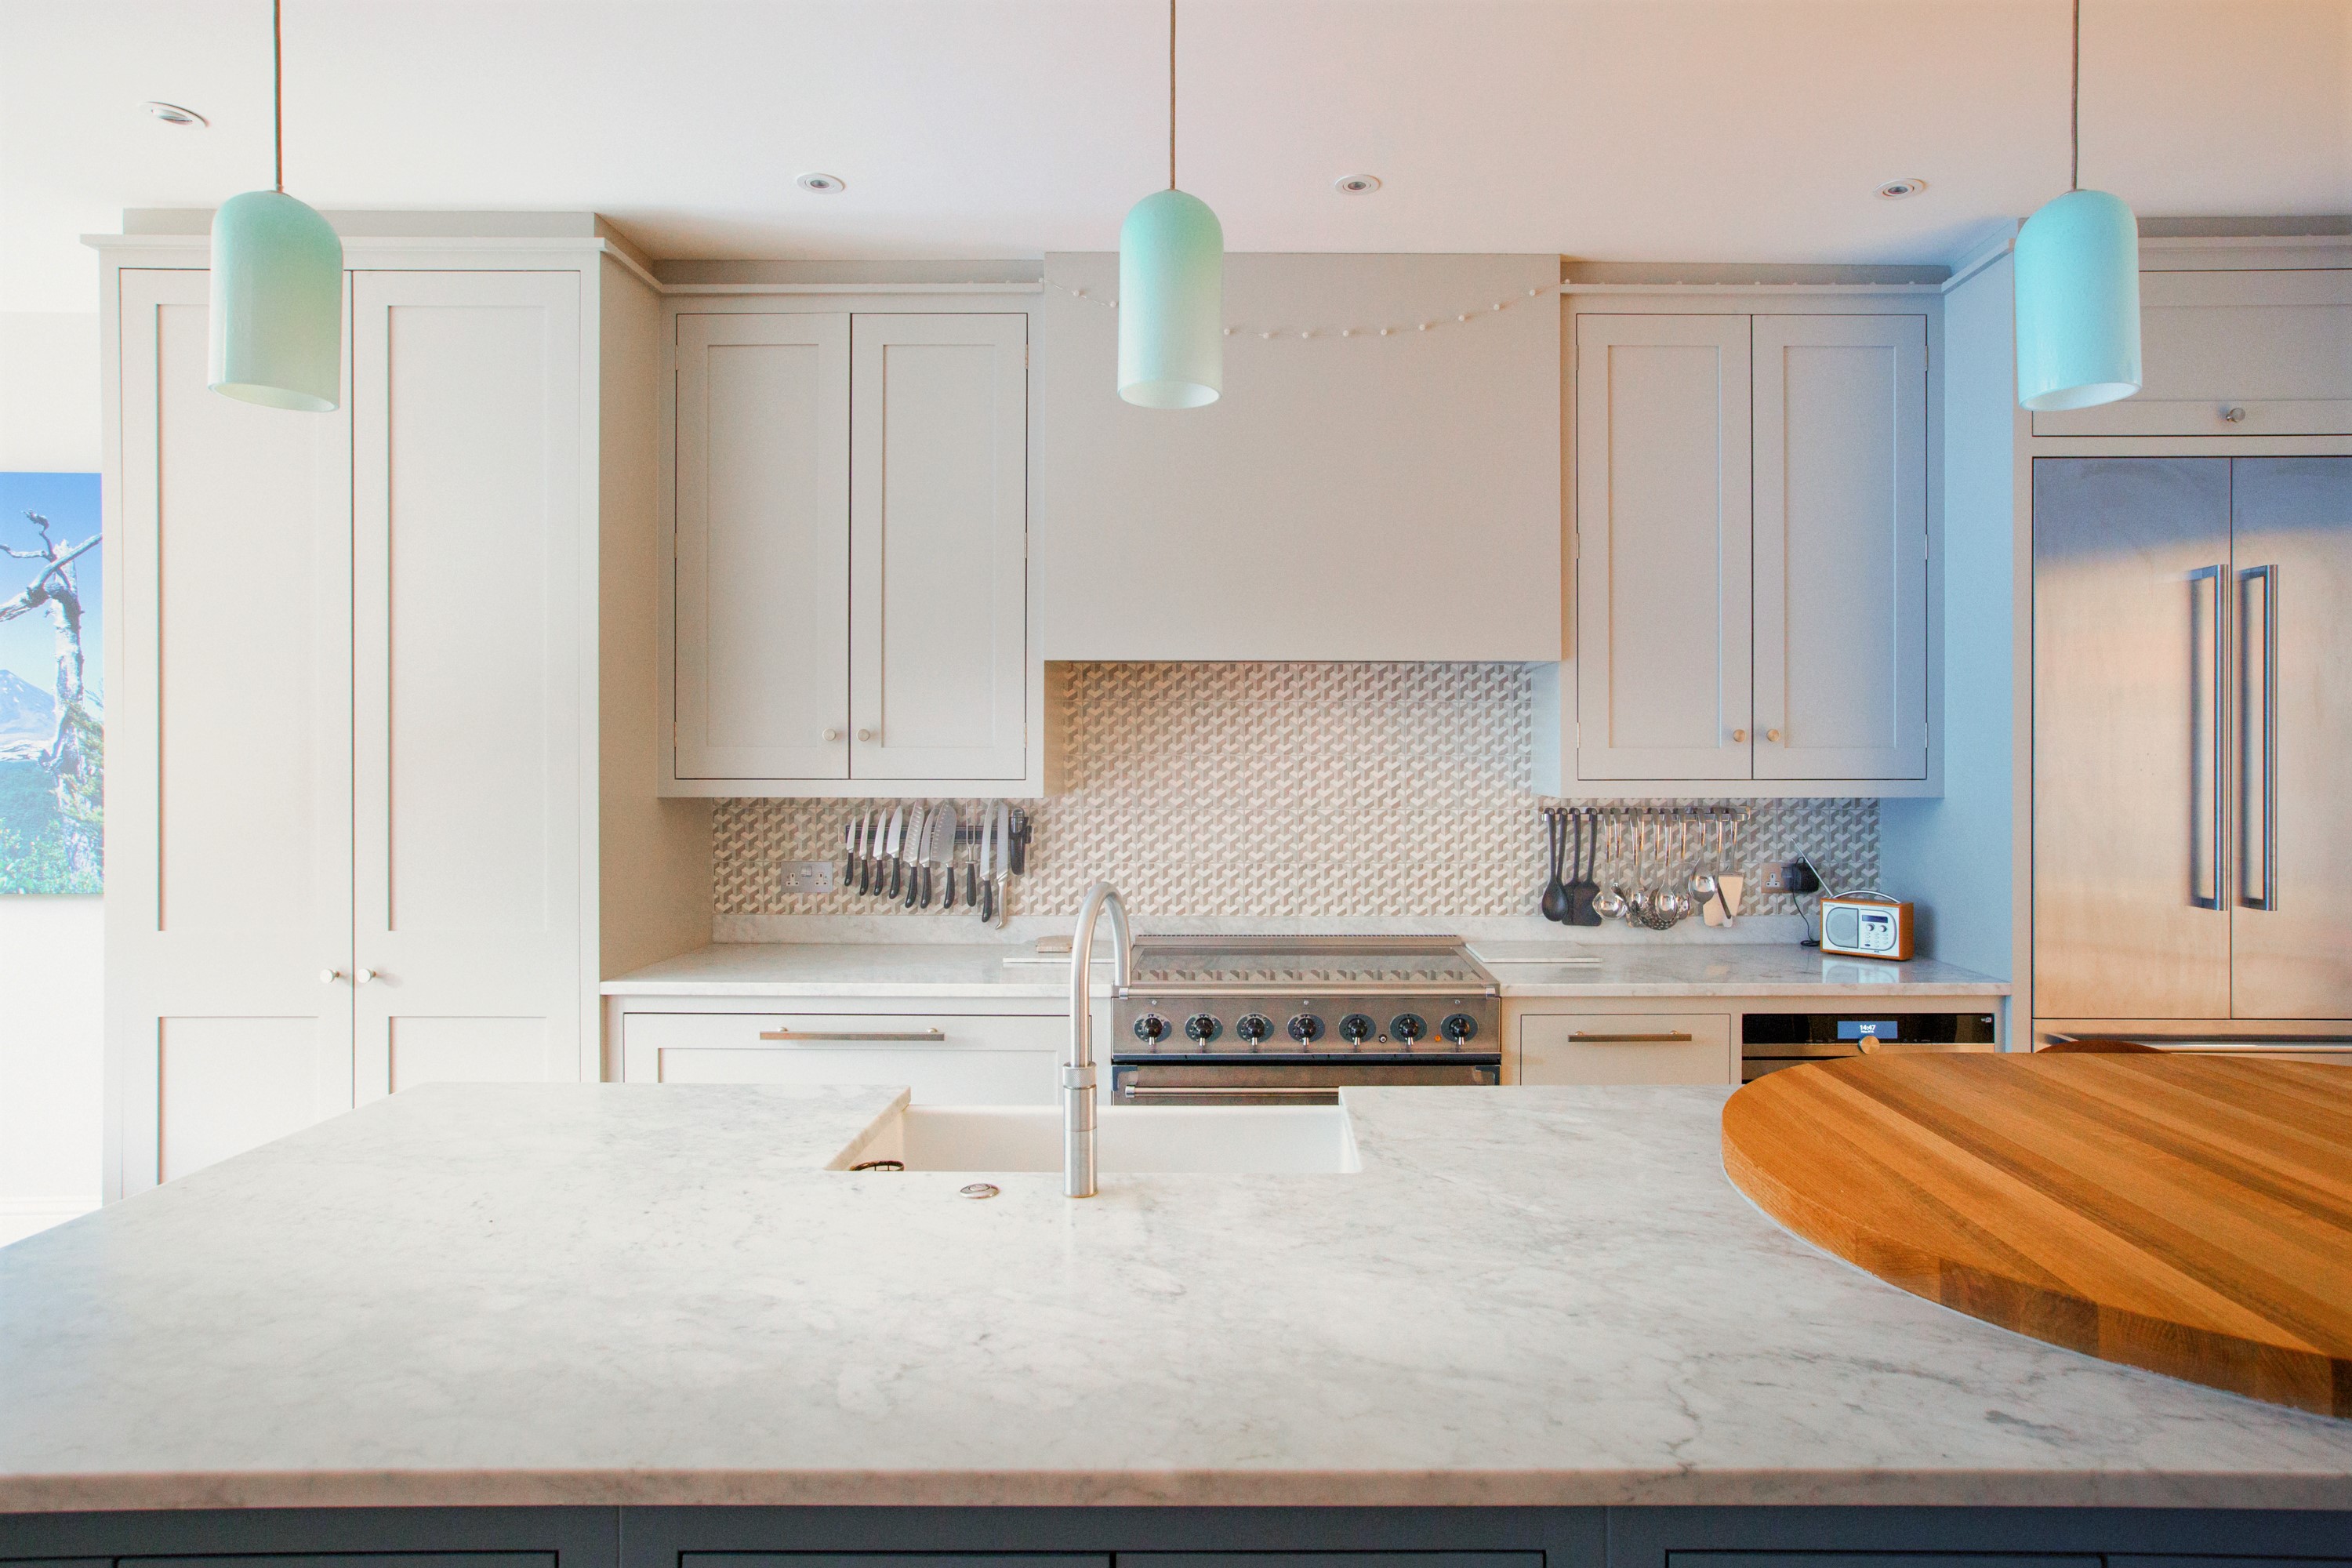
left=779, top=859, right=837, bottom=894
left=1762, top=866, right=1788, bottom=891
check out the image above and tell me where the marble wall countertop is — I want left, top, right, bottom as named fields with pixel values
left=2, top=1080, right=2340, bottom=1513
left=601, top=940, right=2008, bottom=1000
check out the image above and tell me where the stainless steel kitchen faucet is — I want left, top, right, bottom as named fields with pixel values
left=1065, top=882, right=1131, bottom=1198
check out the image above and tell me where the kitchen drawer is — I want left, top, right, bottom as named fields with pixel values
left=685, top=1558, right=1103, bottom=1568
left=621, top=1011, right=1062, bottom=1102
left=1671, top=1558, right=2097, bottom=1568
left=1519, top=1012, right=1736, bottom=1086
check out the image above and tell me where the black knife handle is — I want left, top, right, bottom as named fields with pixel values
left=855, top=851, right=869, bottom=895
left=967, top=863, right=978, bottom=908
left=979, top=877, right=993, bottom=923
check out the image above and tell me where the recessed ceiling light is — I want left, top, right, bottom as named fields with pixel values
left=143, top=100, right=207, bottom=127
left=1334, top=173, right=1382, bottom=194
left=1875, top=177, right=1928, bottom=200
left=797, top=172, right=846, bottom=194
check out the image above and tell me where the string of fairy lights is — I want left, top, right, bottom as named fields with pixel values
left=1040, top=276, right=1560, bottom=341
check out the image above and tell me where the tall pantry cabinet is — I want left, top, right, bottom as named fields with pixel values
left=97, top=221, right=710, bottom=1198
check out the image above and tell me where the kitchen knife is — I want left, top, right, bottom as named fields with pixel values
left=884, top=807, right=906, bottom=899
left=992, top=800, right=1012, bottom=927
left=1008, top=807, right=1029, bottom=875
left=901, top=804, right=927, bottom=909
left=925, top=803, right=953, bottom=909
left=855, top=810, right=873, bottom=894
left=843, top=814, right=861, bottom=893
left=967, top=807, right=982, bottom=910
left=939, top=803, right=959, bottom=909
left=977, top=808, right=995, bottom=923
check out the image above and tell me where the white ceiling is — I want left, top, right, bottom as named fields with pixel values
left=5, top=0, right=2349, bottom=313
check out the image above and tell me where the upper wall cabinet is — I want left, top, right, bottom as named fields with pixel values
left=665, top=308, right=1046, bottom=797
left=1034, top=253, right=1562, bottom=662
left=2031, top=269, right=2352, bottom=438
left=1548, top=308, right=1933, bottom=797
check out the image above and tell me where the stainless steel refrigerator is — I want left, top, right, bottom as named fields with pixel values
left=2034, top=457, right=2352, bottom=1045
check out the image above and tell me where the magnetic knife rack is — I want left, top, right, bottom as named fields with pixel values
left=1538, top=804, right=1755, bottom=822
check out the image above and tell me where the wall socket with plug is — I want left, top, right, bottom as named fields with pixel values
left=1760, top=859, right=1822, bottom=895
left=779, top=859, right=838, bottom=895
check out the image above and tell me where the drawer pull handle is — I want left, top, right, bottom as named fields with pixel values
left=1569, top=1031, right=1696, bottom=1043
left=757, top=1027, right=948, bottom=1043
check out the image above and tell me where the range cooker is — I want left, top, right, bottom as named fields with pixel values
left=1108, top=934, right=1501, bottom=1104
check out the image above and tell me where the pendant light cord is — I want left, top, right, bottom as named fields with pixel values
left=2069, top=0, right=2080, bottom=192
left=1167, top=0, right=1177, bottom=191
left=270, top=0, right=282, bottom=190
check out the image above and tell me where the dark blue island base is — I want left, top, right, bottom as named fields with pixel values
left=5, top=1505, right=2350, bottom=1568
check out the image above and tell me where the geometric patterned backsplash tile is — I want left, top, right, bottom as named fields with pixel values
left=713, top=662, right=1878, bottom=920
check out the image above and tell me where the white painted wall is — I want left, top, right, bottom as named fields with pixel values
left=0, top=310, right=105, bottom=1244
left=1880, top=256, right=2019, bottom=989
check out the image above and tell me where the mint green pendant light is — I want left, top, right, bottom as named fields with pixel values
left=1117, top=0, right=1222, bottom=408
left=2014, top=0, right=2140, bottom=412
left=209, top=0, right=343, bottom=412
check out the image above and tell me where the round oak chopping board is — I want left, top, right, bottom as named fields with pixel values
left=1720, top=1051, right=2352, bottom=1417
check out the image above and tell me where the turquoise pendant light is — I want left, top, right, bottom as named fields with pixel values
left=210, top=0, right=343, bottom=412
left=1117, top=0, right=1222, bottom=408
left=2015, top=0, right=2140, bottom=412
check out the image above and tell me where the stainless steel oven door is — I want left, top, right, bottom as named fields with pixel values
left=1111, top=1054, right=1502, bottom=1105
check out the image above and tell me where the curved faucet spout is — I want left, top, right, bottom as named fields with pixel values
left=1065, top=881, right=1131, bottom=1198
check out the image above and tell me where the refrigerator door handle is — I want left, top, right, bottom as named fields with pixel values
left=2238, top=564, right=2278, bottom=911
left=2188, top=564, right=2227, bottom=910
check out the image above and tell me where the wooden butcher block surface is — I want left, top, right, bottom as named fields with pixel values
left=1721, top=1051, right=2352, bottom=1416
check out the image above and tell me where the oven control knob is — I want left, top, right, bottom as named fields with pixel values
left=1389, top=1011, right=1428, bottom=1044
left=1439, top=1012, right=1479, bottom=1044
left=1338, top=1012, right=1375, bottom=1044
left=1183, top=1012, right=1222, bottom=1044
left=1235, top=1013, right=1272, bottom=1044
left=1287, top=1013, right=1324, bottom=1044
left=1132, top=1014, right=1171, bottom=1044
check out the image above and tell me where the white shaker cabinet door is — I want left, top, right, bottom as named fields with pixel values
left=349, top=270, right=588, bottom=1098
left=848, top=314, right=1028, bottom=782
left=110, top=271, right=358, bottom=1192
left=1751, top=314, right=1929, bottom=781
left=673, top=312, right=851, bottom=781
left=1574, top=315, right=1754, bottom=781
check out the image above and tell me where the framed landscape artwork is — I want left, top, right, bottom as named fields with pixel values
left=0, top=473, right=101, bottom=894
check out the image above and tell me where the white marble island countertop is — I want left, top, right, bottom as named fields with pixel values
left=3, top=1080, right=2341, bottom=1514
left=601, top=941, right=2009, bottom=1000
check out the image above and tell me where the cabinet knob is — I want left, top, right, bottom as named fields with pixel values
left=2220, top=405, right=2249, bottom=423
left=355, top=968, right=377, bottom=985
left=856, top=728, right=874, bottom=742
left=1766, top=728, right=1782, bottom=742
left=822, top=728, right=841, bottom=743
left=319, top=968, right=343, bottom=985
left=1731, top=728, right=1747, bottom=743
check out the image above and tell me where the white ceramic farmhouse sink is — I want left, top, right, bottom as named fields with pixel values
left=833, top=1103, right=1361, bottom=1176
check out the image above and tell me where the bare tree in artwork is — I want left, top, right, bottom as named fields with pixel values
left=0, top=511, right=102, bottom=880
